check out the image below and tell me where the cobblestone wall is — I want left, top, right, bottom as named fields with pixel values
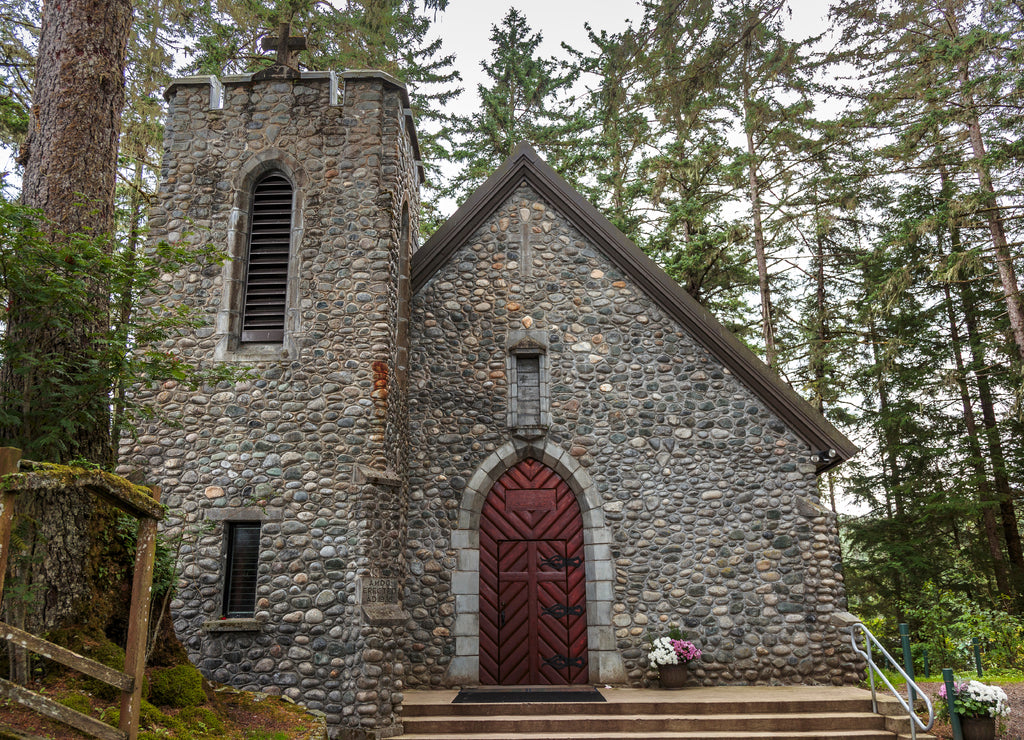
left=119, top=71, right=419, bottom=739
left=405, top=183, right=858, bottom=688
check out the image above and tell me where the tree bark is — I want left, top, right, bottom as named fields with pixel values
left=4, top=0, right=132, bottom=464
left=742, top=32, right=776, bottom=369
left=943, top=282, right=1011, bottom=599
left=942, top=3, right=1024, bottom=365
left=962, top=281, right=1024, bottom=604
left=0, top=0, right=132, bottom=638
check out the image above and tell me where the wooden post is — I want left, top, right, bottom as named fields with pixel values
left=119, top=486, right=160, bottom=740
left=0, top=447, right=22, bottom=601
left=0, top=447, right=24, bottom=685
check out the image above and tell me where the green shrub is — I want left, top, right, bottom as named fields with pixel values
left=902, top=582, right=1024, bottom=671
left=148, top=664, right=206, bottom=708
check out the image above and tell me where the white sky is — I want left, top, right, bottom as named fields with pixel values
left=431, top=0, right=833, bottom=114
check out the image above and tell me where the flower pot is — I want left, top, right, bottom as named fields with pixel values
left=658, top=663, right=688, bottom=689
left=959, top=714, right=996, bottom=740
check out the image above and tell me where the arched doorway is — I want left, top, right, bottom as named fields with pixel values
left=479, top=458, right=588, bottom=685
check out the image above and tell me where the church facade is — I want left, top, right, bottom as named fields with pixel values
left=121, top=63, right=860, bottom=740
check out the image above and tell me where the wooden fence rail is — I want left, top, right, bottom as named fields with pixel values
left=0, top=447, right=163, bottom=740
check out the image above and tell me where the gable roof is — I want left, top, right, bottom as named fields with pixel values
left=412, top=143, right=857, bottom=472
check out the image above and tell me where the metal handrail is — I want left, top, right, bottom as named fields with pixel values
left=849, top=622, right=934, bottom=740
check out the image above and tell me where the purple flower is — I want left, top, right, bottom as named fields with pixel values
left=669, top=638, right=702, bottom=663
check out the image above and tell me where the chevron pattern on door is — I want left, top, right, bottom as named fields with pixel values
left=479, top=458, right=588, bottom=685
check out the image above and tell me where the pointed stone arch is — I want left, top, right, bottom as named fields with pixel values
left=215, top=148, right=309, bottom=361
left=446, top=439, right=626, bottom=686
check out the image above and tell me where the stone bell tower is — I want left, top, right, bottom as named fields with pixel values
left=120, top=24, right=421, bottom=740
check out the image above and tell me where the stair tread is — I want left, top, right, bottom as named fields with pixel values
left=395, top=732, right=897, bottom=739
left=404, top=701, right=875, bottom=715
left=406, top=711, right=884, bottom=721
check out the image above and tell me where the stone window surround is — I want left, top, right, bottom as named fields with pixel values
left=214, top=149, right=308, bottom=363
left=507, top=329, right=550, bottom=438
left=446, top=439, right=627, bottom=686
left=201, top=506, right=284, bottom=632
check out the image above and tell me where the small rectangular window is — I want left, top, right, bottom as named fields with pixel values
left=224, top=523, right=261, bottom=617
left=516, top=355, right=541, bottom=426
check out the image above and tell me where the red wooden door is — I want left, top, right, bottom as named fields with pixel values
left=480, top=458, right=588, bottom=685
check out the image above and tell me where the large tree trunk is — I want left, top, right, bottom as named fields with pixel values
left=4, top=0, right=132, bottom=464
left=943, top=282, right=1011, bottom=599
left=742, top=38, right=776, bottom=369
left=961, top=282, right=1024, bottom=605
left=0, top=0, right=132, bottom=659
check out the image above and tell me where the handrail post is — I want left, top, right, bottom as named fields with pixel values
left=863, top=627, right=877, bottom=712
left=900, top=624, right=916, bottom=708
left=943, top=668, right=963, bottom=740
left=972, top=638, right=983, bottom=677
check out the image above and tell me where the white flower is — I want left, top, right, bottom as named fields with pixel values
left=963, top=680, right=1010, bottom=718
left=648, top=637, right=680, bottom=667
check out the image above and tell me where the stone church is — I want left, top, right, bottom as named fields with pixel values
left=120, top=48, right=861, bottom=740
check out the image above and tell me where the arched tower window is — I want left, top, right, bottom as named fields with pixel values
left=241, top=173, right=293, bottom=343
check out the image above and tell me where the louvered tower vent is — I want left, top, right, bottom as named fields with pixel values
left=241, top=173, right=293, bottom=342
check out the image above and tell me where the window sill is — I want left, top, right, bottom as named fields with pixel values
left=201, top=618, right=261, bottom=633
left=213, top=335, right=298, bottom=362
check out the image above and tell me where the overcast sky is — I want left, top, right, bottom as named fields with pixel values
left=431, top=0, right=833, bottom=113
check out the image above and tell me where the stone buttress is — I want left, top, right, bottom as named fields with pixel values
left=119, top=68, right=420, bottom=739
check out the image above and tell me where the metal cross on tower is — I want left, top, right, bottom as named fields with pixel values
left=254, top=21, right=307, bottom=80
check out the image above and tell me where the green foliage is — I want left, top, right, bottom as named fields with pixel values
left=0, top=194, right=237, bottom=462
left=442, top=8, right=585, bottom=203
left=140, top=699, right=185, bottom=731
left=148, top=664, right=207, bottom=708
left=245, top=732, right=289, bottom=740
left=80, top=635, right=126, bottom=701
left=901, top=582, right=1024, bottom=671
left=176, top=706, right=226, bottom=736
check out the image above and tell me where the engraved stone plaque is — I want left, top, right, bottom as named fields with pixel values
left=358, top=576, right=407, bottom=626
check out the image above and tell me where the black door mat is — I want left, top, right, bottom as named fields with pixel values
left=452, top=687, right=606, bottom=703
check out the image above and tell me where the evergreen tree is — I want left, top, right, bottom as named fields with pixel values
left=442, top=8, right=584, bottom=203
left=183, top=0, right=460, bottom=214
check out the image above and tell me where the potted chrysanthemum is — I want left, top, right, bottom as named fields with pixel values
left=938, top=679, right=1010, bottom=740
left=647, top=629, right=701, bottom=689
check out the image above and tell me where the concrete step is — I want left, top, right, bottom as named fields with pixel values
left=402, top=711, right=887, bottom=734
left=394, top=732, right=900, bottom=740
left=392, top=687, right=937, bottom=740
left=405, top=699, right=877, bottom=717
